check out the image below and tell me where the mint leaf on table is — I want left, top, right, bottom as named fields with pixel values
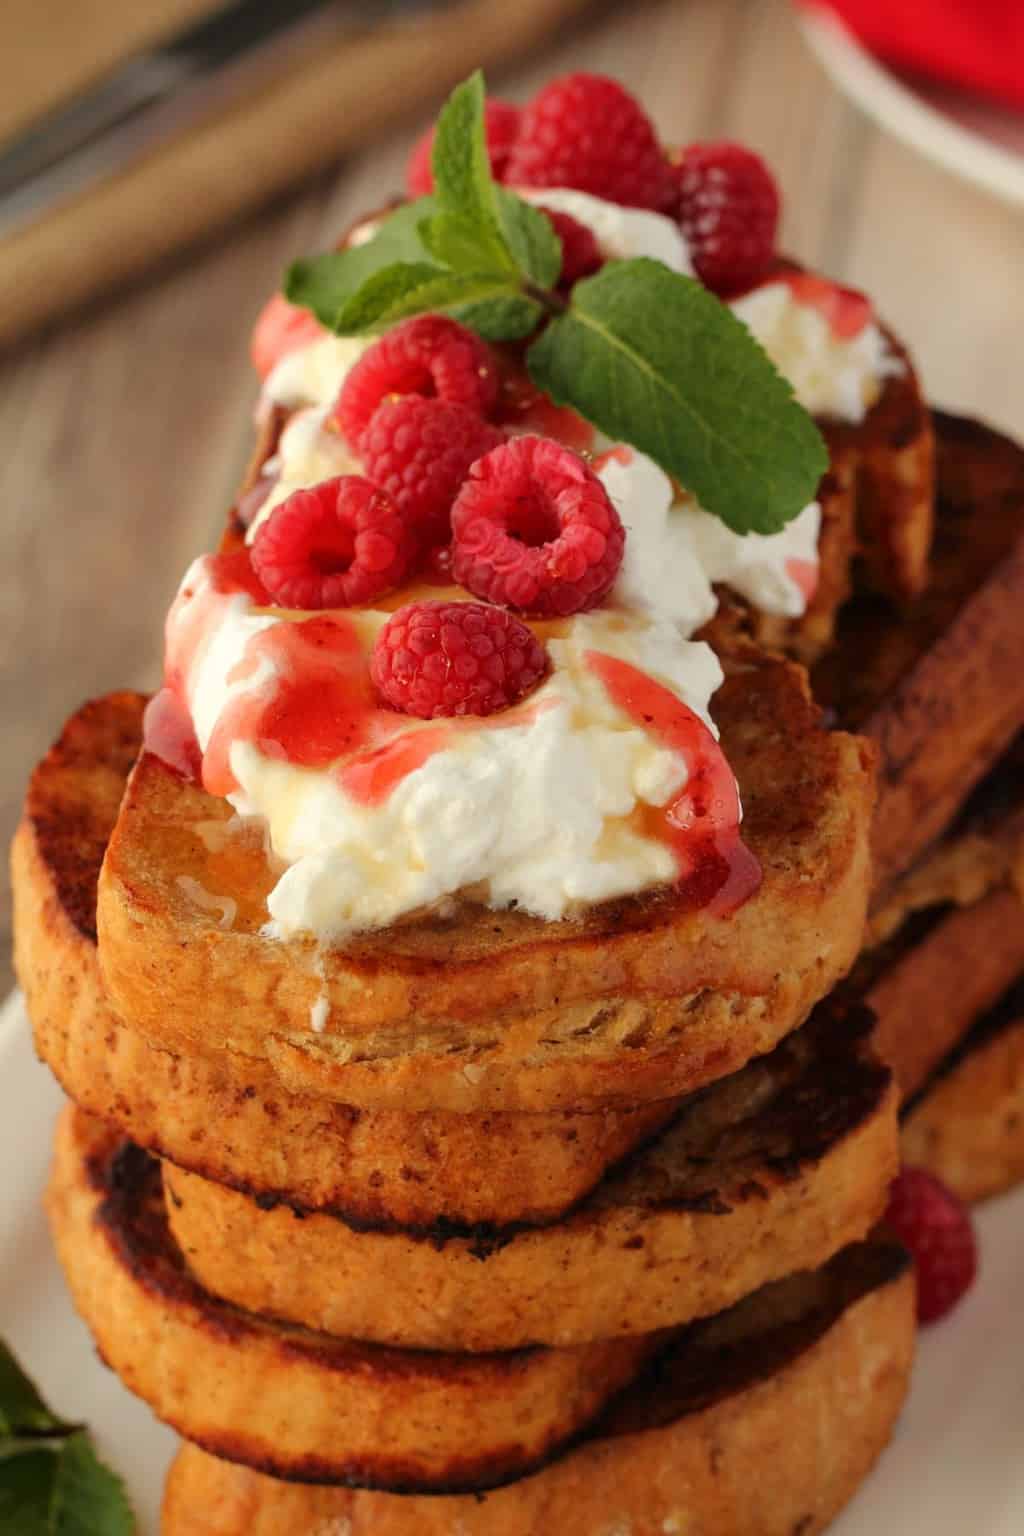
left=284, top=68, right=828, bottom=535
left=528, top=260, right=828, bottom=534
left=0, top=1342, right=135, bottom=1534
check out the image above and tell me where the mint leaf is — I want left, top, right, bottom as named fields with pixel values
left=429, top=70, right=514, bottom=275
left=451, top=295, right=542, bottom=340
left=336, top=264, right=531, bottom=334
left=0, top=1344, right=74, bottom=1438
left=495, top=188, right=562, bottom=288
left=285, top=199, right=436, bottom=327
left=0, top=1450, right=53, bottom=1534
left=51, top=1434, right=134, bottom=1536
left=0, top=1343, right=135, bottom=1534
left=528, top=259, right=827, bottom=534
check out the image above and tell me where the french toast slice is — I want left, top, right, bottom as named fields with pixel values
left=902, top=977, right=1024, bottom=1204
left=161, top=1241, right=914, bottom=1536
left=814, top=412, right=1024, bottom=891
left=164, top=1000, right=897, bottom=1351
left=12, top=692, right=675, bottom=1228
left=47, top=1107, right=660, bottom=1495
left=97, top=648, right=875, bottom=1113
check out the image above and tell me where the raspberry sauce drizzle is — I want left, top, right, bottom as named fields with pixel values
left=586, top=651, right=761, bottom=916
left=785, top=557, right=819, bottom=604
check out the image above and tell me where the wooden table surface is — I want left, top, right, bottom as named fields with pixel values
left=2, top=0, right=1023, bottom=993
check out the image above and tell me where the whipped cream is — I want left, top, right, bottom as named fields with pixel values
left=730, top=281, right=897, bottom=424
left=516, top=187, right=693, bottom=274
left=171, top=557, right=724, bottom=938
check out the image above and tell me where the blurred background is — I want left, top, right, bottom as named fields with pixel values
left=1, top=0, right=1022, bottom=989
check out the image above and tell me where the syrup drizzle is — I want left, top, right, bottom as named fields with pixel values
left=586, top=651, right=762, bottom=916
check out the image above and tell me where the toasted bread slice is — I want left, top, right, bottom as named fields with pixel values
left=863, top=886, right=1024, bottom=1100
left=47, top=1107, right=659, bottom=1494
left=815, top=412, right=1024, bottom=891
left=161, top=1241, right=914, bottom=1536
left=12, top=693, right=676, bottom=1228
left=902, top=978, right=1024, bottom=1203
left=98, top=649, right=874, bottom=1113
left=164, top=1001, right=896, bottom=1350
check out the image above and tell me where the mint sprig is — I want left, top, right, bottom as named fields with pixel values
left=0, top=1343, right=134, bottom=1535
left=284, top=71, right=827, bottom=535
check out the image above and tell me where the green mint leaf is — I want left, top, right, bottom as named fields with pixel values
left=51, top=1433, right=134, bottom=1536
left=494, top=188, right=562, bottom=288
left=527, top=259, right=828, bottom=535
left=284, top=199, right=436, bottom=328
left=335, top=264, right=526, bottom=334
left=0, top=1450, right=54, bottom=1534
left=429, top=70, right=515, bottom=275
left=450, top=294, right=542, bottom=340
left=0, top=1344, right=75, bottom=1438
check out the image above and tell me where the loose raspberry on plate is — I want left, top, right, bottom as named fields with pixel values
left=505, top=73, right=671, bottom=211
left=669, top=142, right=779, bottom=296
left=332, top=315, right=500, bottom=451
left=451, top=435, right=625, bottom=616
left=406, top=98, right=521, bottom=197
left=372, top=600, right=548, bottom=718
left=361, top=396, right=504, bottom=549
left=251, top=476, right=417, bottom=610
left=250, top=293, right=324, bottom=380
left=538, top=206, right=603, bottom=288
left=884, top=1167, right=978, bottom=1324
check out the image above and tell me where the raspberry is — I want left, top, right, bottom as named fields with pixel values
left=372, top=600, right=548, bottom=718
left=250, top=293, right=324, bottom=380
left=538, top=206, right=602, bottom=288
left=361, top=397, right=504, bottom=548
left=451, top=435, right=625, bottom=616
left=251, top=477, right=416, bottom=610
left=407, top=99, right=521, bottom=197
left=333, top=315, right=500, bottom=451
left=669, top=142, right=780, bottom=296
left=505, top=74, right=671, bottom=211
left=884, top=1167, right=978, bottom=1324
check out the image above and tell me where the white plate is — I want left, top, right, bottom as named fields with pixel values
left=799, top=6, right=1024, bottom=207
left=2, top=986, right=1023, bottom=1535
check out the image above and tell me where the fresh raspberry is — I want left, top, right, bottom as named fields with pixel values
left=406, top=99, right=521, bottom=197
left=251, top=476, right=416, bottom=609
left=250, top=293, right=324, bottom=379
left=361, top=397, right=504, bottom=548
left=505, top=74, right=671, bottom=211
left=538, top=206, right=602, bottom=288
left=884, top=1167, right=978, bottom=1324
left=669, top=142, right=780, bottom=295
left=451, top=435, right=625, bottom=616
left=333, top=315, right=500, bottom=451
left=372, top=600, right=548, bottom=718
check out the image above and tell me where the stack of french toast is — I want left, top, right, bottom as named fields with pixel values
left=11, top=70, right=1024, bottom=1534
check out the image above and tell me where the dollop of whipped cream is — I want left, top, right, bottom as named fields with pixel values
left=731, top=280, right=898, bottom=424
left=168, top=556, right=725, bottom=938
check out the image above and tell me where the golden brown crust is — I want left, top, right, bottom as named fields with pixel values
left=46, top=1108, right=658, bottom=1494
left=865, top=886, right=1024, bottom=1100
left=163, top=1003, right=898, bottom=1350
left=11, top=693, right=676, bottom=1227
left=902, top=1003, right=1024, bottom=1204
left=161, top=1243, right=915, bottom=1536
left=816, top=412, right=1024, bottom=892
left=97, top=651, right=875, bottom=1112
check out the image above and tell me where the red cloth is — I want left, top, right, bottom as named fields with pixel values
left=801, top=1, right=1024, bottom=111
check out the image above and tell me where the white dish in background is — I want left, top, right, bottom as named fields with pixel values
left=800, top=5, right=1024, bottom=207
left=1, top=986, right=1022, bottom=1534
